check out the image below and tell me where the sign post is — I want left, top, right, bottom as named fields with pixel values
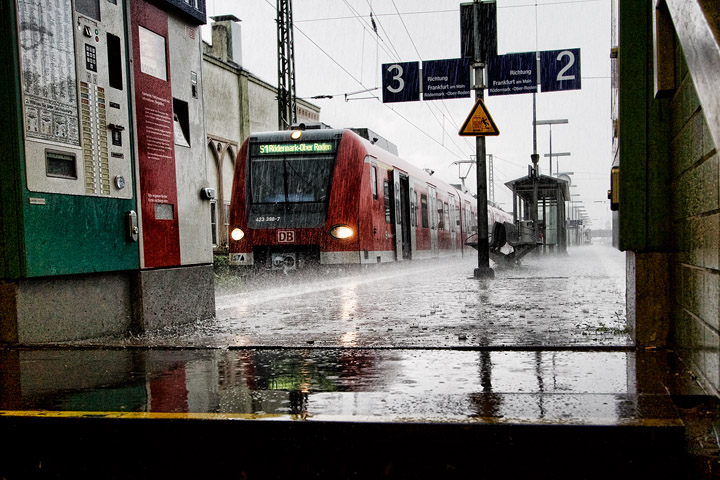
left=471, top=0, right=494, bottom=279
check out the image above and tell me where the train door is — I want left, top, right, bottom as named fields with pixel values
left=392, top=170, right=411, bottom=260
left=428, top=185, right=439, bottom=256
left=463, top=200, right=473, bottom=253
left=409, top=185, right=417, bottom=258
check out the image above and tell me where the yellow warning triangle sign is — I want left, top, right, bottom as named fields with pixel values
left=458, top=98, right=500, bottom=136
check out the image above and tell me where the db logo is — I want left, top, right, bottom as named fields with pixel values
left=277, top=230, right=295, bottom=243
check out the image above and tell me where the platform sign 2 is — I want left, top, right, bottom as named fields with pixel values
left=382, top=62, right=420, bottom=103
left=488, top=52, right=537, bottom=96
left=487, top=48, right=581, bottom=96
left=540, top=49, right=581, bottom=92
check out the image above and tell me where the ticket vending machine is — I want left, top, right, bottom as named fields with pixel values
left=128, top=0, right=215, bottom=331
left=0, top=0, right=214, bottom=343
left=2, top=0, right=138, bottom=278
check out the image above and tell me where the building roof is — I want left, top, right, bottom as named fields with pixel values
left=504, top=174, right=570, bottom=201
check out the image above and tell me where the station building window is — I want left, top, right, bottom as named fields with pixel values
left=210, top=200, right=218, bottom=247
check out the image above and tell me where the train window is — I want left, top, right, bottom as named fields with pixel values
left=444, top=202, right=450, bottom=231
left=251, top=154, right=334, bottom=204
left=450, top=203, right=456, bottom=232
left=384, top=180, right=392, bottom=223
left=371, top=166, right=378, bottom=200
left=420, top=194, right=428, bottom=228
left=438, top=202, right=445, bottom=230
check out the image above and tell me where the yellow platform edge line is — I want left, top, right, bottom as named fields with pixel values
left=0, top=410, right=283, bottom=420
left=0, top=410, right=684, bottom=427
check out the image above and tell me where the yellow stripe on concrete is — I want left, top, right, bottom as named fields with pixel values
left=0, top=410, right=284, bottom=420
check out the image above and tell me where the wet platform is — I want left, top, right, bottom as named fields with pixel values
left=0, top=246, right=708, bottom=478
left=0, top=347, right=687, bottom=478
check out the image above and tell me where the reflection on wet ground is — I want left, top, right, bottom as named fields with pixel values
left=0, top=347, right=677, bottom=425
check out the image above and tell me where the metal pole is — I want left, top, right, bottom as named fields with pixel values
left=531, top=95, right=539, bottom=244
left=473, top=0, right=493, bottom=279
left=548, top=125, right=553, bottom=176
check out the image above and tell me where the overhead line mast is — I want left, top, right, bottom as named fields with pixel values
left=277, top=0, right=297, bottom=130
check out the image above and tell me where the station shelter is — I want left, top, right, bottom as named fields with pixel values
left=504, top=172, right=570, bottom=253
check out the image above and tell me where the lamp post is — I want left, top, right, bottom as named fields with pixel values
left=544, top=152, right=571, bottom=177
left=534, top=119, right=568, bottom=176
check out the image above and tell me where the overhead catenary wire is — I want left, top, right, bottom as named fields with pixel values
left=261, top=0, right=471, bottom=162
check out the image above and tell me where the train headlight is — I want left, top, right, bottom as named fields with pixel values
left=290, top=130, right=303, bottom=140
left=329, top=225, right=354, bottom=239
left=230, top=228, right=245, bottom=241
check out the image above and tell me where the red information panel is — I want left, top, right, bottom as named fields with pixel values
left=131, top=0, right=180, bottom=267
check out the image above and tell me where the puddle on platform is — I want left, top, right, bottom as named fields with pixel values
left=0, top=348, right=673, bottom=424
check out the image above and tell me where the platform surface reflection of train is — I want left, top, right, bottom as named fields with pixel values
left=228, top=126, right=511, bottom=270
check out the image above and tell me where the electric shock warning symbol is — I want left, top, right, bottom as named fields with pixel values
left=458, top=99, right=500, bottom=136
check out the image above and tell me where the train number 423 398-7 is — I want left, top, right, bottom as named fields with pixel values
left=255, top=216, right=281, bottom=222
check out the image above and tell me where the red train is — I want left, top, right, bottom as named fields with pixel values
left=228, top=127, right=511, bottom=270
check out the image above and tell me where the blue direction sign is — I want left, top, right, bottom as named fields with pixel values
left=488, top=52, right=538, bottom=96
left=382, top=61, right=420, bottom=103
left=422, top=58, right=471, bottom=100
left=540, top=48, right=581, bottom=92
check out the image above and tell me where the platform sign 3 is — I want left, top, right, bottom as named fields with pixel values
left=540, top=49, right=581, bottom=92
left=382, top=62, right=420, bottom=103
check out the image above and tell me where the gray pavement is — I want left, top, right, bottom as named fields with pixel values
left=83, top=243, right=630, bottom=349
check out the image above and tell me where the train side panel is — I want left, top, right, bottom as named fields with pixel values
left=411, top=181, right=433, bottom=258
left=358, top=158, right=396, bottom=264
left=320, top=131, right=364, bottom=264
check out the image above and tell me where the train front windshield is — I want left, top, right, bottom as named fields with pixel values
left=247, top=138, right=339, bottom=228
left=251, top=155, right=334, bottom=204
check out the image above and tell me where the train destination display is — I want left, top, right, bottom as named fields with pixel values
left=255, top=142, right=336, bottom=155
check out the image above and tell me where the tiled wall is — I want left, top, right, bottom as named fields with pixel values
left=671, top=45, right=720, bottom=396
